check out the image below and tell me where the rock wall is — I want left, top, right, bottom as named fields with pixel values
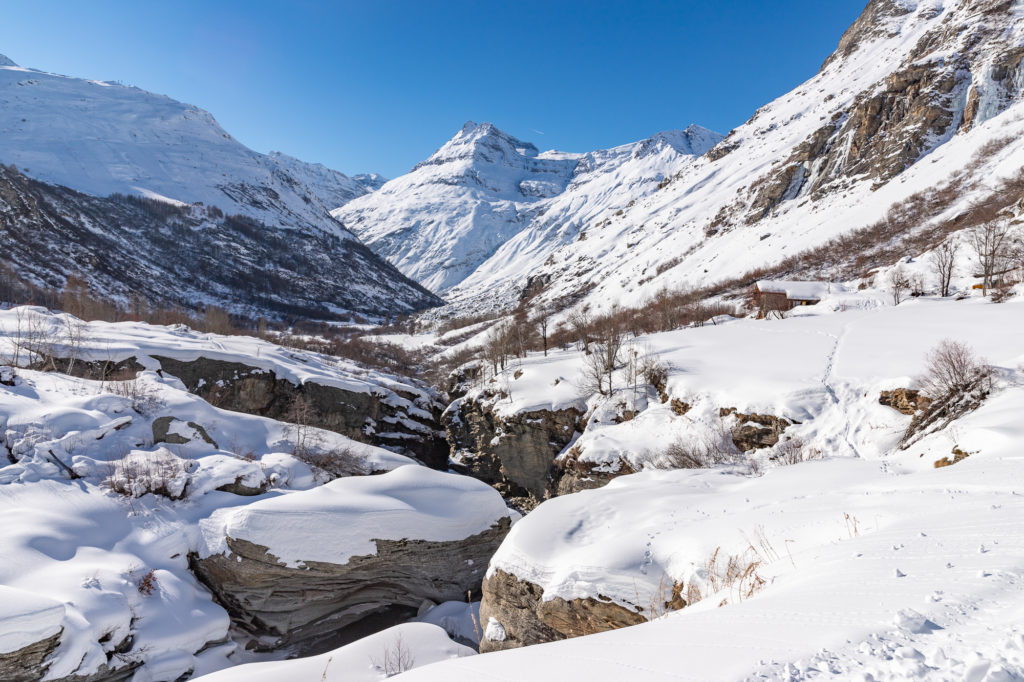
left=444, top=395, right=582, bottom=509
left=191, top=519, right=511, bottom=652
left=152, top=356, right=449, bottom=468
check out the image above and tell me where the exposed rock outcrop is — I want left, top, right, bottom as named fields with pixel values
left=478, top=569, right=649, bottom=653
left=444, top=395, right=582, bottom=508
left=192, top=523, right=509, bottom=652
left=152, top=416, right=217, bottom=448
left=721, top=408, right=791, bottom=451
left=879, top=388, right=932, bottom=415
left=152, top=356, right=449, bottom=468
left=0, top=630, right=62, bottom=682
left=552, top=448, right=635, bottom=497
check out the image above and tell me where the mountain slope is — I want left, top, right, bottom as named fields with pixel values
left=445, top=125, right=723, bottom=305
left=432, top=0, right=1024, bottom=314
left=0, top=54, right=372, bottom=235
left=0, top=53, right=440, bottom=318
left=335, top=123, right=722, bottom=294
left=0, top=160, right=440, bottom=319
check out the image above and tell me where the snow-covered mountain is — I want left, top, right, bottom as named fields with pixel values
left=334, top=122, right=722, bottom=293
left=0, top=53, right=440, bottom=318
left=472, top=0, right=1024, bottom=315
left=352, top=0, right=1024, bottom=315
left=0, top=54, right=373, bottom=234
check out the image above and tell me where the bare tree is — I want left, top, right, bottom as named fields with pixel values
left=969, top=219, right=1014, bottom=297
left=568, top=309, right=593, bottom=353
left=929, top=240, right=958, bottom=297
left=535, top=305, right=554, bottom=357
left=580, top=312, right=626, bottom=396
left=888, top=266, right=911, bottom=305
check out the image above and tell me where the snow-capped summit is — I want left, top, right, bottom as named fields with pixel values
left=0, top=54, right=17, bottom=67
left=415, top=121, right=544, bottom=169
left=335, top=122, right=720, bottom=293
left=353, top=172, right=388, bottom=191
left=635, top=124, right=722, bottom=158
left=333, top=122, right=584, bottom=292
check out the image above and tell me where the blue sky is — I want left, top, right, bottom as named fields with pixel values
left=1, top=1, right=866, bottom=178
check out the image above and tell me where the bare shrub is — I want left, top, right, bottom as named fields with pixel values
left=770, top=436, right=822, bottom=465
left=919, top=339, right=993, bottom=400
left=137, top=569, right=158, bottom=596
left=657, top=424, right=738, bottom=469
left=104, top=450, right=193, bottom=499
left=372, top=632, right=415, bottom=677
left=295, top=446, right=366, bottom=479
left=102, top=377, right=164, bottom=416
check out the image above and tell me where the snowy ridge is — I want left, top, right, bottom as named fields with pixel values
left=0, top=56, right=374, bottom=236
left=334, top=122, right=722, bottom=293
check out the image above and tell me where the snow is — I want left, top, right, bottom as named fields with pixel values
left=398, top=298, right=1024, bottom=681
left=0, top=306, right=435, bottom=406
left=756, top=279, right=841, bottom=301
left=193, top=623, right=473, bottom=681
left=0, top=312, right=458, bottom=680
left=198, top=465, right=510, bottom=567
left=0, top=586, right=64, bottom=654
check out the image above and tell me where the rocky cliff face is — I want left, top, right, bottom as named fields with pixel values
left=444, top=393, right=583, bottom=509
left=153, top=355, right=449, bottom=468
left=192, top=521, right=510, bottom=652
left=423, top=0, right=1024, bottom=318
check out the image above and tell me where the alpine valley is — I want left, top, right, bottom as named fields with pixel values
left=2, top=1, right=1024, bottom=681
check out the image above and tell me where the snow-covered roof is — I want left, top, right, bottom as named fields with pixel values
left=756, top=280, right=835, bottom=301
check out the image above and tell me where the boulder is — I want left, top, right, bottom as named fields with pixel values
left=151, top=416, right=218, bottom=448
left=479, top=569, right=646, bottom=653
left=720, top=408, right=791, bottom=451
left=879, top=388, right=932, bottom=415
left=191, top=466, right=511, bottom=652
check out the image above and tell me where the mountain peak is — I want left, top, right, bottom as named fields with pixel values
left=636, top=125, right=724, bottom=158
left=418, top=121, right=540, bottom=169
left=0, top=54, right=18, bottom=67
